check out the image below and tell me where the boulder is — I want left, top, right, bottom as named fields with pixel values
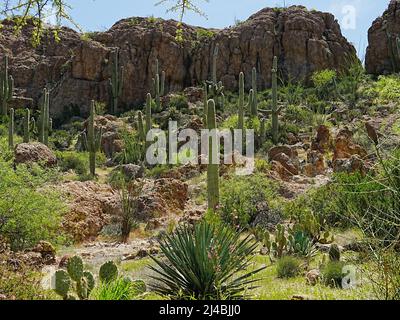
left=14, top=143, right=57, bottom=167
left=311, top=125, right=332, bottom=153
left=333, top=129, right=367, bottom=162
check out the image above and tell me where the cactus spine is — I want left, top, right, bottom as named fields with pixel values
left=8, top=108, right=14, bottom=150
left=250, top=67, right=258, bottom=118
left=207, top=99, right=219, bottom=211
left=152, top=59, right=165, bottom=111
left=1, top=55, right=14, bottom=116
left=23, top=108, right=30, bottom=143
left=109, top=48, right=124, bottom=115
left=88, top=101, right=96, bottom=177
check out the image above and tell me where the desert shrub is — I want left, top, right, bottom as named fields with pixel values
left=169, top=95, right=189, bottom=110
left=90, top=277, right=143, bottom=300
left=50, top=130, right=75, bottom=150
left=322, top=261, right=345, bottom=288
left=276, top=256, right=302, bottom=279
left=119, top=181, right=143, bottom=242
left=57, top=151, right=89, bottom=176
left=149, top=220, right=264, bottom=300
left=113, top=130, right=144, bottom=165
left=284, top=104, right=313, bottom=124
left=0, top=159, right=66, bottom=250
left=311, top=69, right=337, bottom=100
left=365, top=75, right=400, bottom=104
left=219, top=173, right=279, bottom=228
left=0, top=263, right=55, bottom=300
left=288, top=231, right=317, bottom=259
left=337, top=59, right=364, bottom=107
left=279, top=78, right=304, bottom=105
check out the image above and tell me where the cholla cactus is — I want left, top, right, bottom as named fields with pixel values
left=1, top=55, right=14, bottom=116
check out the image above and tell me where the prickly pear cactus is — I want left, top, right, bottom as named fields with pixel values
left=67, top=255, right=84, bottom=281
left=54, top=270, right=71, bottom=299
left=99, top=260, right=118, bottom=283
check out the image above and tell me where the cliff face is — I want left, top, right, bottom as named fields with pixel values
left=0, top=6, right=356, bottom=119
left=366, top=0, right=400, bottom=75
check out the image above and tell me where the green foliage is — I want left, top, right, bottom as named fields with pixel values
left=1, top=55, right=14, bottom=116
left=365, top=75, right=400, bottom=104
left=113, top=129, right=144, bottom=165
left=276, top=256, right=302, bottom=279
left=169, top=94, right=188, bottom=110
left=109, top=49, right=124, bottom=114
left=57, top=151, right=89, bottom=176
left=288, top=231, right=316, bottom=259
left=149, top=220, right=264, bottom=300
left=0, top=154, right=66, bottom=250
left=328, top=244, right=341, bottom=262
left=91, top=277, right=146, bottom=300
left=219, top=173, right=278, bottom=228
left=322, top=261, right=345, bottom=288
left=196, top=28, right=214, bottom=40
left=311, top=69, right=337, bottom=100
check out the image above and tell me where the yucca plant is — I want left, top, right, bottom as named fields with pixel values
left=148, top=220, right=265, bottom=300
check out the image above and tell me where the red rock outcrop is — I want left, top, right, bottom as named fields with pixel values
left=0, top=6, right=356, bottom=119
left=366, top=0, right=400, bottom=75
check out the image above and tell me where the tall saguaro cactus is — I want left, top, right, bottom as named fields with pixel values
left=1, top=55, right=14, bottom=116
left=39, top=88, right=50, bottom=145
left=88, top=101, right=97, bottom=177
left=137, top=111, right=145, bottom=142
left=271, top=56, right=280, bottom=144
left=238, top=72, right=245, bottom=132
left=250, top=67, right=258, bottom=118
left=152, top=59, right=165, bottom=112
left=109, top=48, right=124, bottom=115
left=23, top=108, right=30, bottom=143
left=212, top=44, right=219, bottom=86
left=8, top=108, right=14, bottom=150
left=145, top=93, right=152, bottom=135
left=207, top=99, right=219, bottom=211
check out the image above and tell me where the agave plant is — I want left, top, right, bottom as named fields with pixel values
left=148, top=221, right=265, bottom=300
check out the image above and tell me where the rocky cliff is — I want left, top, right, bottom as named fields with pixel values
left=0, top=6, right=356, bottom=119
left=366, top=0, right=400, bottom=75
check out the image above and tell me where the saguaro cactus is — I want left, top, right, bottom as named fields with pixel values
left=238, top=72, right=245, bottom=132
left=207, top=99, right=219, bottom=211
left=38, top=88, right=50, bottom=145
left=152, top=59, right=165, bottom=112
left=145, top=93, right=152, bottom=134
left=109, top=48, right=124, bottom=115
left=1, top=55, right=14, bottom=116
left=212, top=44, right=219, bottom=86
left=88, top=101, right=97, bottom=177
left=137, top=111, right=145, bottom=142
left=203, top=82, right=208, bottom=126
left=23, top=108, right=30, bottom=143
left=250, top=67, right=258, bottom=118
left=8, top=108, right=14, bottom=150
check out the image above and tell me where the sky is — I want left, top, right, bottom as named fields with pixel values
left=64, top=0, right=390, bottom=60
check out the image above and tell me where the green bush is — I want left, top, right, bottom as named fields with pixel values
left=90, top=277, right=143, bottom=300
left=57, top=151, right=89, bottom=176
left=0, top=144, right=66, bottom=250
left=276, top=256, right=302, bottom=279
left=322, top=261, right=345, bottom=288
left=149, top=220, right=264, bottom=300
left=311, top=69, right=337, bottom=100
left=169, top=95, right=189, bottom=110
left=219, top=173, right=279, bottom=228
left=366, top=75, right=400, bottom=104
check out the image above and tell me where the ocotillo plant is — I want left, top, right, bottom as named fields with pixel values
left=38, top=88, right=50, bottom=145
left=88, top=101, right=97, bottom=177
left=250, top=67, right=258, bottom=118
left=152, top=59, right=165, bottom=112
left=8, top=108, right=14, bottom=150
left=1, top=55, right=14, bottom=116
left=109, top=48, right=124, bottom=115
left=23, top=108, right=30, bottom=143
left=207, top=99, right=219, bottom=211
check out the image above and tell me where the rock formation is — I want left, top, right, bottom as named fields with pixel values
left=366, top=0, right=400, bottom=75
left=0, top=6, right=356, bottom=119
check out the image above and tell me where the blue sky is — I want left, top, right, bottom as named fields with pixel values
left=65, top=0, right=390, bottom=60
